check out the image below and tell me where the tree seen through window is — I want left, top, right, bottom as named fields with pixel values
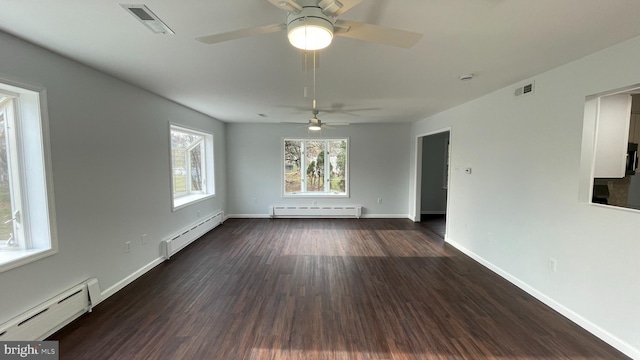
left=284, top=138, right=348, bottom=196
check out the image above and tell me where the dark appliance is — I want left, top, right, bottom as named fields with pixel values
left=627, top=143, right=638, bottom=175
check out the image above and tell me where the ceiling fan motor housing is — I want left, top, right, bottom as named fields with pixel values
left=287, top=6, right=336, bottom=50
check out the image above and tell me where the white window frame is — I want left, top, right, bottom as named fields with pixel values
left=0, top=78, right=57, bottom=273
left=169, top=124, right=215, bottom=210
left=282, top=137, right=349, bottom=198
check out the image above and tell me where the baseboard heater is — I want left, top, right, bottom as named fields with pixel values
left=0, top=278, right=101, bottom=341
left=270, top=206, right=362, bottom=219
left=162, top=210, right=224, bottom=259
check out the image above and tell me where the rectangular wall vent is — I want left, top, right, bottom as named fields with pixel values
left=515, top=81, right=535, bottom=98
left=120, top=4, right=174, bottom=34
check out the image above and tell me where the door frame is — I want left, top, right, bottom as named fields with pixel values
left=414, top=127, right=452, bottom=237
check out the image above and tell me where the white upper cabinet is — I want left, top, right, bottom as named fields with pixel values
left=594, top=94, right=632, bottom=178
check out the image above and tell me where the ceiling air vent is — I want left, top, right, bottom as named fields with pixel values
left=514, top=81, right=535, bottom=98
left=120, top=4, right=174, bottom=34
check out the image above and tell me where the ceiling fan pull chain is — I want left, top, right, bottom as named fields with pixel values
left=313, top=49, right=317, bottom=109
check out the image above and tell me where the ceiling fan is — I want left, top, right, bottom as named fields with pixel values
left=303, top=108, right=349, bottom=130
left=196, top=0, right=423, bottom=50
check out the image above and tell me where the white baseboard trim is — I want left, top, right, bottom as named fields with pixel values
left=361, top=214, right=408, bottom=219
left=445, top=237, right=640, bottom=360
left=227, top=214, right=271, bottom=219
left=228, top=214, right=411, bottom=219
left=99, top=257, right=165, bottom=303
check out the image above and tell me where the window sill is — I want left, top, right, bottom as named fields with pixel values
left=173, top=193, right=215, bottom=211
left=283, top=192, right=349, bottom=198
left=588, top=202, right=640, bottom=213
left=0, top=247, right=56, bottom=273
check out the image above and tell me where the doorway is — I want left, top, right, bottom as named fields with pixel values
left=416, top=130, right=450, bottom=239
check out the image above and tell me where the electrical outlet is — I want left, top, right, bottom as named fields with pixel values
left=548, top=257, right=557, bottom=272
left=141, top=234, right=147, bottom=245
left=125, top=241, right=131, bottom=253
left=377, top=198, right=382, bottom=204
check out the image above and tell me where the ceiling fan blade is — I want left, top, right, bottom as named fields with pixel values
left=196, top=23, right=286, bottom=44
left=281, top=122, right=326, bottom=130
left=320, top=103, right=379, bottom=116
left=277, top=105, right=309, bottom=113
left=319, top=0, right=362, bottom=16
left=325, top=122, right=350, bottom=126
left=334, top=20, right=423, bottom=48
left=265, top=0, right=302, bottom=13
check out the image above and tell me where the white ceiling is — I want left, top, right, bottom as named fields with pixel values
left=2, top=1, right=640, bottom=125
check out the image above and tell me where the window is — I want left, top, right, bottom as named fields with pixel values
left=284, top=138, right=348, bottom=196
left=0, top=79, right=57, bottom=273
left=170, top=125, right=214, bottom=209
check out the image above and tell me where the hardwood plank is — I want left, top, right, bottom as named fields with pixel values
left=50, top=219, right=629, bottom=359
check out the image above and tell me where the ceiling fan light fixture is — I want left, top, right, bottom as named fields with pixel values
left=288, top=17, right=334, bottom=50
left=308, top=116, right=323, bottom=131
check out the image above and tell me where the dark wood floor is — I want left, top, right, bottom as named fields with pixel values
left=50, top=219, right=628, bottom=360
left=420, top=214, right=446, bottom=239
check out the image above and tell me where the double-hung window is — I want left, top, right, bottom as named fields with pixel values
left=0, top=95, right=21, bottom=250
left=170, top=125, right=215, bottom=209
left=283, top=138, right=348, bottom=197
left=0, top=79, right=56, bottom=273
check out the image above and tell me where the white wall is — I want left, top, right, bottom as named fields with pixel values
left=0, top=31, right=226, bottom=324
left=421, top=131, right=449, bottom=214
left=629, top=175, right=640, bottom=209
left=410, top=35, right=640, bottom=358
left=226, top=123, right=411, bottom=217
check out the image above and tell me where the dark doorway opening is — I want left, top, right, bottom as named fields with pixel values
left=419, top=130, right=450, bottom=239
